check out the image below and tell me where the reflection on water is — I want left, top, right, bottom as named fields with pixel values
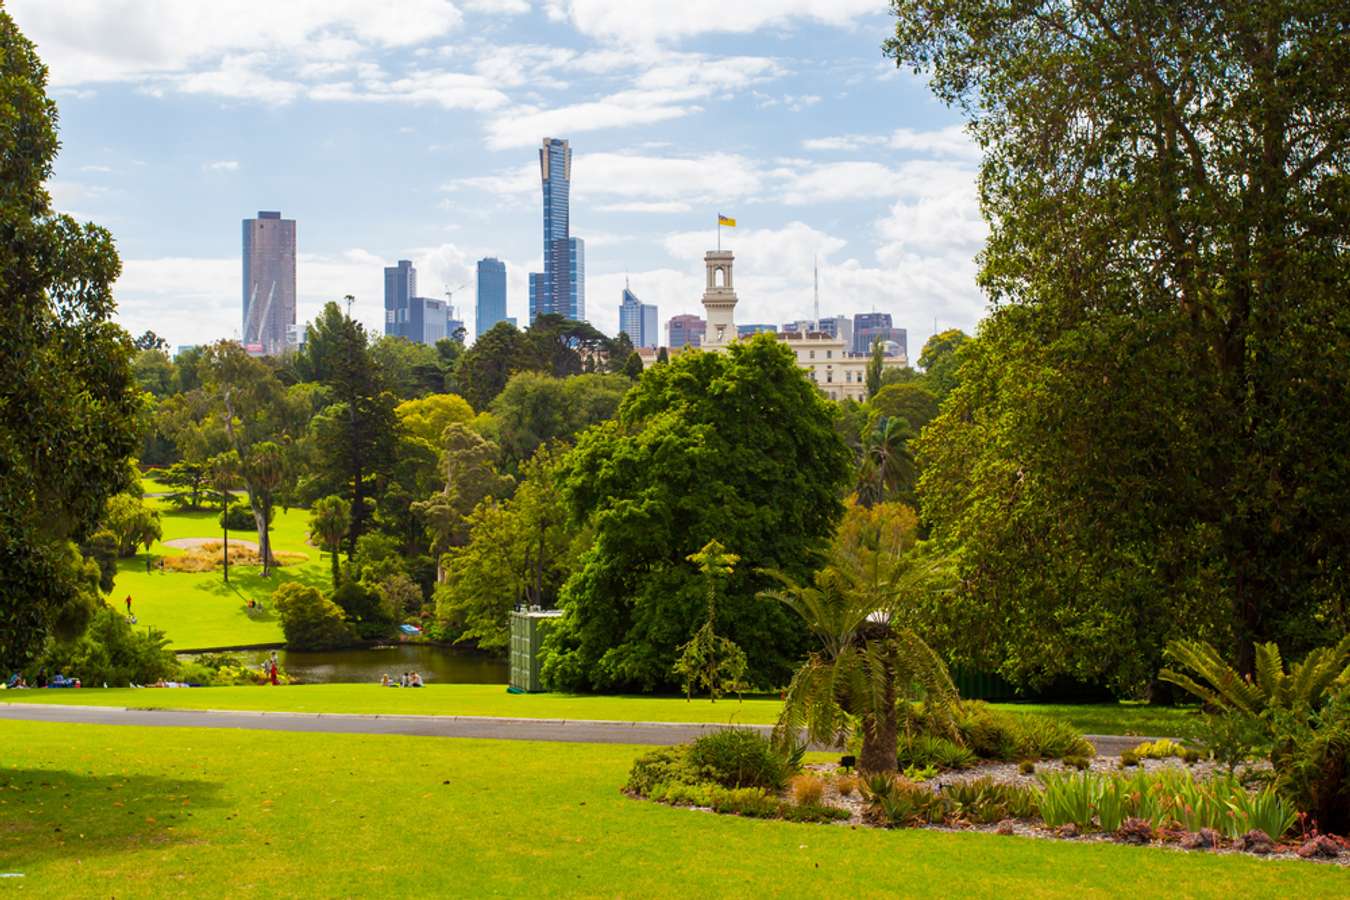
left=242, top=645, right=508, bottom=685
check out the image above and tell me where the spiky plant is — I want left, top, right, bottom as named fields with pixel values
left=760, top=500, right=957, bottom=773
left=1159, top=635, right=1350, bottom=717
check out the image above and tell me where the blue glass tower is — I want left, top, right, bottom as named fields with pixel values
left=529, top=137, right=585, bottom=322
left=619, top=285, right=657, bottom=348
left=475, top=257, right=507, bottom=338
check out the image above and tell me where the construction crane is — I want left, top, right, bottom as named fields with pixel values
left=443, top=282, right=467, bottom=320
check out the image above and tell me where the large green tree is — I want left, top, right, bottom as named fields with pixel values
left=487, top=371, right=630, bottom=469
left=891, top=0, right=1350, bottom=689
left=0, top=11, right=142, bottom=670
left=454, top=321, right=544, bottom=411
left=299, top=302, right=398, bottom=553
left=541, top=334, right=852, bottom=692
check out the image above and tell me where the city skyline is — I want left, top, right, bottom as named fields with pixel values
left=13, top=1, right=986, bottom=349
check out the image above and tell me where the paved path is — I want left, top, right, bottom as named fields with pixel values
left=0, top=703, right=1147, bottom=755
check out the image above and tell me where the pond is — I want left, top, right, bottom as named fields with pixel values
left=237, top=645, right=508, bottom=685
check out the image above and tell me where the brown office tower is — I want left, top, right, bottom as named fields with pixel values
left=242, top=210, right=297, bottom=356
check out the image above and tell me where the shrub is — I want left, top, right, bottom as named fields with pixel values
left=835, top=774, right=857, bottom=797
left=943, top=778, right=1041, bottom=824
left=30, top=607, right=176, bottom=687
left=272, top=582, right=357, bottom=651
left=1133, top=738, right=1187, bottom=759
left=332, top=581, right=392, bottom=638
left=1038, top=772, right=1100, bottom=829
left=790, top=774, right=825, bottom=806
left=869, top=778, right=946, bottom=827
left=780, top=803, right=851, bottom=823
left=649, top=782, right=780, bottom=818
left=624, top=747, right=702, bottom=796
left=1268, top=687, right=1350, bottom=835
left=952, top=702, right=1092, bottom=761
left=1119, top=751, right=1140, bottom=768
left=687, top=729, right=789, bottom=791
left=1063, top=755, right=1091, bottom=771
left=897, top=734, right=976, bottom=770
left=219, top=503, right=267, bottom=532
left=1019, top=760, right=1036, bottom=775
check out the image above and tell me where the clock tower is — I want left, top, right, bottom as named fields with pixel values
left=701, top=250, right=737, bottom=347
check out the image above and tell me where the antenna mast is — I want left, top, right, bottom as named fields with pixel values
left=813, top=255, right=819, bottom=327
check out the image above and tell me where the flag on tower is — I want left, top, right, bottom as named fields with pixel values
left=717, top=214, right=736, bottom=227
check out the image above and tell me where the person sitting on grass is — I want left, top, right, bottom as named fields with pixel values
left=410, top=672, right=424, bottom=688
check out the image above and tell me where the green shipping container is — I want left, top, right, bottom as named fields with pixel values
left=509, top=610, right=563, bottom=692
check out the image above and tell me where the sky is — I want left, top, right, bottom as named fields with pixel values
left=9, top=0, right=988, bottom=351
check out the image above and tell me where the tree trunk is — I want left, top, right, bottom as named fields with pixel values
left=858, top=679, right=899, bottom=774
left=330, top=542, right=340, bottom=590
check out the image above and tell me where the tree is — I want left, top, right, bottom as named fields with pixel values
left=104, top=494, right=161, bottom=558
left=672, top=540, right=748, bottom=702
left=138, top=514, right=162, bottom=573
left=890, top=0, right=1350, bottom=683
left=865, top=338, right=884, bottom=398
left=412, top=424, right=513, bottom=582
left=454, top=321, right=544, bottom=410
left=870, top=383, right=939, bottom=434
left=160, top=459, right=212, bottom=510
left=241, top=442, right=285, bottom=577
left=435, top=444, right=581, bottom=651
left=369, top=334, right=444, bottom=399
left=657, top=347, right=669, bottom=365
left=272, top=581, right=357, bottom=651
left=309, top=495, right=351, bottom=589
left=915, top=329, right=969, bottom=401
left=131, top=349, right=176, bottom=397
left=81, top=530, right=119, bottom=594
left=761, top=501, right=957, bottom=773
left=487, top=372, right=629, bottom=469
left=0, top=12, right=143, bottom=670
left=209, top=452, right=240, bottom=583
left=540, top=334, right=852, bottom=692
left=856, top=415, right=918, bottom=508
left=623, top=351, right=644, bottom=380
left=395, top=393, right=474, bottom=446
left=299, top=302, right=399, bottom=552
left=199, top=340, right=297, bottom=558
left=132, top=330, right=169, bottom=352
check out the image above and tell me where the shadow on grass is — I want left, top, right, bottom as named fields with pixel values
left=0, top=768, right=226, bottom=871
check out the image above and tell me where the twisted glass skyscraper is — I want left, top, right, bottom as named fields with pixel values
left=529, top=138, right=585, bottom=322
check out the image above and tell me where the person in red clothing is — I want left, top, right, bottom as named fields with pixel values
left=124, top=595, right=132, bottom=615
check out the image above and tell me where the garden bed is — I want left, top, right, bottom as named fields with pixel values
left=625, top=732, right=1348, bottom=867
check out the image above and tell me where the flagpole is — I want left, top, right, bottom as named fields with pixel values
left=717, top=217, right=721, bottom=252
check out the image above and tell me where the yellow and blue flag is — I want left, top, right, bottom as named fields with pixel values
left=718, top=214, right=736, bottom=227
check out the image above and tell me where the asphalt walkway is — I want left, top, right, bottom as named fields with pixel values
left=0, top=702, right=1145, bottom=755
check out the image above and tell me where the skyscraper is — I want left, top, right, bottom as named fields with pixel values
left=528, top=138, right=585, bottom=322
left=384, top=259, right=416, bottom=339
left=476, top=257, right=507, bottom=338
left=853, top=312, right=906, bottom=358
left=668, top=314, right=706, bottom=349
left=242, top=210, right=296, bottom=356
left=383, top=258, right=458, bottom=346
left=619, top=285, right=658, bottom=349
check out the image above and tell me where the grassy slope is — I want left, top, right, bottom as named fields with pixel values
left=115, top=503, right=331, bottom=650
left=0, top=721, right=1336, bottom=898
left=0, top=684, right=1200, bottom=736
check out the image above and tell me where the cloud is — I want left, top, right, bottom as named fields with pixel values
left=804, top=125, right=980, bottom=161
left=203, top=160, right=241, bottom=172
left=553, top=0, right=882, bottom=44
left=596, top=201, right=693, bottom=214
left=6, top=0, right=464, bottom=85
left=456, top=151, right=766, bottom=205
left=485, top=90, right=694, bottom=149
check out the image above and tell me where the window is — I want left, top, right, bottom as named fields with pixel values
left=826, top=350, right=832, bottom=359
left=826, top=369, right=833, bottom=383
left=809, top=350, right=815, bottom=360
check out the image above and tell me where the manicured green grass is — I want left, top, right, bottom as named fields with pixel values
left=0, top=685, right=1195, bottom=737
left=0, top=721, right=1337, bottom=898
left=994, top=702, right=1202, bottom=739
left=114, top=505, right=329, bottom=650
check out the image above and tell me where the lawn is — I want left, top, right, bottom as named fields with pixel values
left=114, top=504, right=330, bottom=650
left=0, top=684, right=1198, bottom=736
left=0, top=721, right=1338, bottom=898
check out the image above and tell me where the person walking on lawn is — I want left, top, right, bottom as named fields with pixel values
left=124, top=595, right=132, bottom=616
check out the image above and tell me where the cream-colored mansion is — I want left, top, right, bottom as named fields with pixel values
left=639, top=249, right=907, bottom=402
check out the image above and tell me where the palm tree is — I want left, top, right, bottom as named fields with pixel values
left=139, top=513, right=162, bottom=573
left=209, top=452, right=239, bottom=583
left=760, top=501, right=955, bottom=773
left=856, top=415, right=916, bottom=508
left=309, top=495, right=351, bottom=590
